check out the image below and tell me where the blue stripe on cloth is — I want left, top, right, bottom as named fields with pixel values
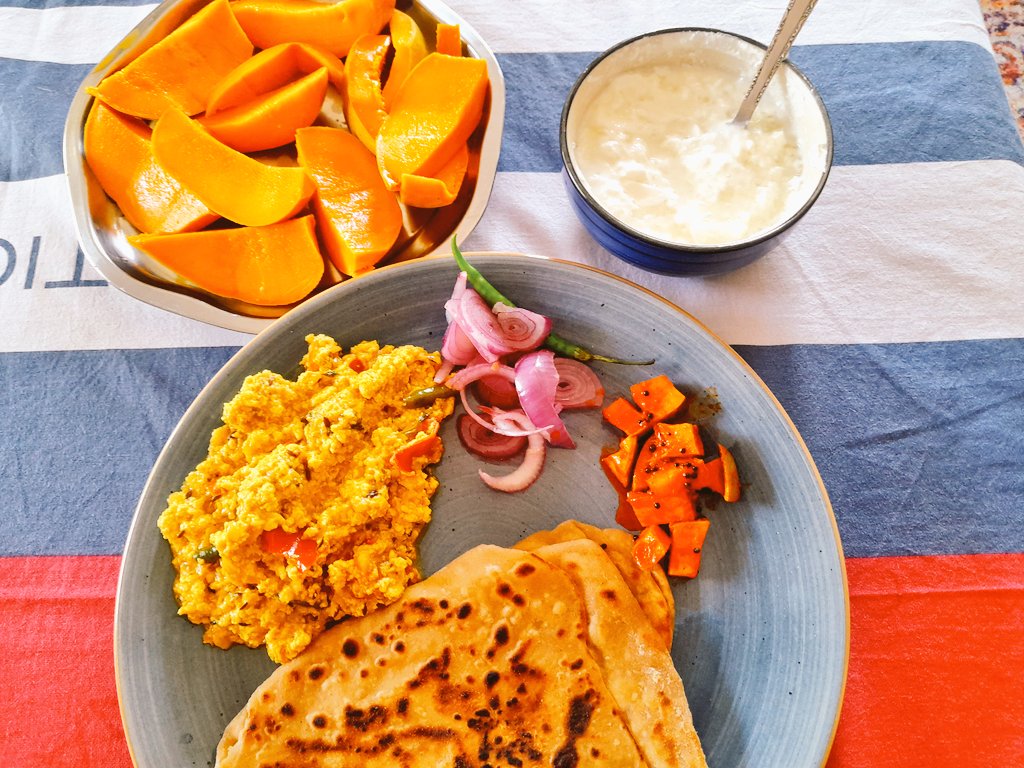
left=4, top=40, right=1021, bottom=182
left=0, top=61, right=93, bottom=183
left=737, top=339, right=1024, bottom=559
left=498, top=40, right=1024, bottom=172
left=1, top=338, right=1022, bottom=556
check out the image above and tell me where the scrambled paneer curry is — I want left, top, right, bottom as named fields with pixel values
left=158, top=335, right=454, bottom=663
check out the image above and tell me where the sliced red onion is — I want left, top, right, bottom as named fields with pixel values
left=478, top=411, right=547, bottom=493
left=457, top=288, right=517, bottom=362
left=433, top=358, right=454, bottom=384
left=444, top=363, right=542, bottom=437
left=553, top=358, right=605, bottom=409
left=446, top=361, right=515, bottom=392
left=514, top=350, right=575, bottom=448
left=492, top=302, right=552, bottom=351
left=444, top=271, right=468, bottom=322
left=440, top=320, right=478, bottom=367
left=459, top=390, right=547, bottom=437
left=457, top=414, right=526, bottom=459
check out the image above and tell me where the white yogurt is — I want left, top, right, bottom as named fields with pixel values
left=566, top=31, right=830, bottom=247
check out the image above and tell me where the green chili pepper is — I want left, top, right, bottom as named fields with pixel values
left=195, top=546, right=220, bottom=563
left=403, top=384, right=456, bottom=407
left=451, top=238, right=655, bottom=366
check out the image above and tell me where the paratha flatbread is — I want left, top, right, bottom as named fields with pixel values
left=516, top=520, right=676, bottom=649
left=216, top=537, right=705, bottom=768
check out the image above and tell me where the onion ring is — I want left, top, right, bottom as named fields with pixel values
left=553, top=358, right=605, bottom=409
left=457, top=414, right=526, bottom=459
left=478, top=411, right=547, bottom=493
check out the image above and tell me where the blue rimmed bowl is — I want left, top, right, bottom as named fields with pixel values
left=560, top=28, right=833, bottom=276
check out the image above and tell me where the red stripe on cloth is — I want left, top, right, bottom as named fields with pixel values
left=828, top=552, right=1024, bottom=768
left=4, top=553, right=1022, bottom=766
left=0, top=556, right=131, bottom=768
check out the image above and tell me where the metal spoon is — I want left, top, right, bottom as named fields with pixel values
left=733, top=0, right=819, bottom=125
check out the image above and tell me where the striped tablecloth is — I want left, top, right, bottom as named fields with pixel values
left=2, top=0, right=1022, bottom=765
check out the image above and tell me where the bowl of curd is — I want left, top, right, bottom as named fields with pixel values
left=560, top=28, right=833, bottom=275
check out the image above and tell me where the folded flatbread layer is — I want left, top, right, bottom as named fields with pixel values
left=217, top=540, right=705, bottom=768
left=515, top=520, right=676, bottom=650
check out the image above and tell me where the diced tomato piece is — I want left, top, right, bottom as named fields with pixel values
left=601, top=434, right=639, bottom=487
left=627, top=490, right=698, bottom=527
left=602, top=397, right=649, bottom=436
left=260, top=528, right=318, bottom=571
left=291, top=538, right=317, bottom=570
left=260, top=528, right=301, bottom=554
left=632, top=525, right=672, bottom=571
left=348, top=357, right=367, bottom=372
left=600, top=460, right=643, bottom=531
left=394, top=433, right=440, bottom=471
left=629, top=375, right=686, bottom=424
left=667, top=519, right=711, bottom=578
left=394, top=417, right=442, bottom=471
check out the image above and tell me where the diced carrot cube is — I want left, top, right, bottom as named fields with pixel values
left=667, top=519, right=711, bottom=578
left=630, top=375, right=686, bottom=423
left=632, top=525, right=672, bottom=571
left=602, top=397, right=649, bottom=436
left=600, top=434, right=638, bottom=487
left=627, top=491, right=698, bottom=527
left=650, top=421, right=704, bottom=458
left=601, top=461, right=642, bottom=531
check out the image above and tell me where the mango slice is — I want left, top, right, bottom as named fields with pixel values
left=231, top=0, right=395, bottom=58
left=83, top=102, right=218, bottom=234
left=88, top=0, right=252, bottom=120
left=376, top=53, right=488, bottom=190
left=206, top=42, right=346, bottom=115
left=201, top=67, right=329, bottom=152
left=344, top=34, right=390, bottom=153
left=295, top=126, right=402, bottom=277
left=381, top=9, right=427, bottom=110
left=129, top=215, right=325, bottom=306
left=152, top=108, right=315, bottom=227
left=435, top=23, right=461, bottom=56
left=399, top=144, right=469, bottom=208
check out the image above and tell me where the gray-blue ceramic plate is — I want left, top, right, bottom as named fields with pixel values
left=115, top=252, right=848, bottom=767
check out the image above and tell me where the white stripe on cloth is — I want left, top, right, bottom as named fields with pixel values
left=463, top=160, right=1024, bottom=347
left=455, top=0, right=993, bottom=53
left=2, top=161, right=1022, bottom=352
left=0, top=175, right=250, bottom=353
left=0, top=0, right=992, bottom=66
left=0, top=5, right=155, bottom=65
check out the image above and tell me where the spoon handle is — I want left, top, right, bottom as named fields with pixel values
left=734, top=0, right=818, bottom=124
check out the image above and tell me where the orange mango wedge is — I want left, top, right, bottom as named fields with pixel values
left=206, top=42, right=346, bottom=115
left=381, top=9, right=427, bottom=110
left=344, top=34, right=390, bottom=153
left=399, top=143, right=469, bottom=208
left=201, top=67, right=329, bottom=152
left=231, top=0, right=395, bottom=58
left=376, top=53, right=488, bottom=190
left=88, top=0, right=252, bottom=119
left=83, top=101, right=218, bottom=234
left=129, top=215, right=325, bottom=306
left=295, top=126, right=403, bottom=277
left=151, top=108, right=315, bottom=227
left=435, top=23, right=461, bottom=56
